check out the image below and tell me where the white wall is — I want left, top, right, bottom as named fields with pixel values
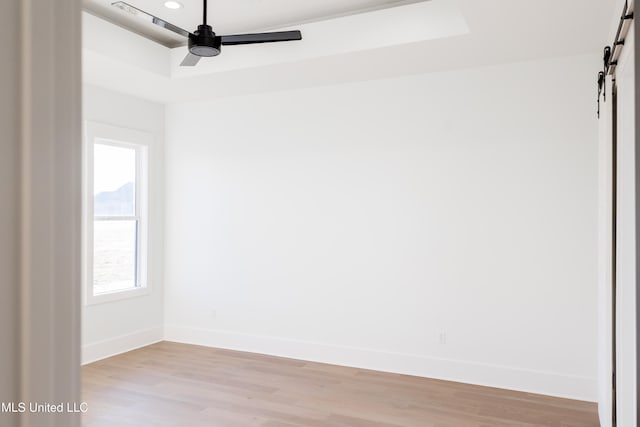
left=164, top=53, right=599, bottom=401
left=82, top=85, right=166, bottom=363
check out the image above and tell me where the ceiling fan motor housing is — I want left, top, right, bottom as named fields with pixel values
left=189, top=25, right=222, bottom=57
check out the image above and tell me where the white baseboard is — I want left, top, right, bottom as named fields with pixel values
left=164, top=325, right=596, bottom=402
left=82, top=327, right=164, bottom=365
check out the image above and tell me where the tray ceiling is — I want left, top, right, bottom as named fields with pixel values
left=83, top=0, right=428, bottom=47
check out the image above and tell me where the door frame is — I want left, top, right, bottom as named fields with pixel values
left=18, top=0, right=83, bottom=426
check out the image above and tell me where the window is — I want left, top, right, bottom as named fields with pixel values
left=84, top=122, right=151, bottom=304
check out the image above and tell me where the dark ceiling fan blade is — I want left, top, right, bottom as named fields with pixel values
left=180, top=52, right=202, bottom=67
left=220, top=30, right=302, bottom=46
left=112, top=1, right=193, bottom=38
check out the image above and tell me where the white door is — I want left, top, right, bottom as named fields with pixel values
left=615, top=21, right=638, bottom=427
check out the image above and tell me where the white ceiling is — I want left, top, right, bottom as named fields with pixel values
left=169, top=1, right=468, bottom=78
left=83, top=0, right=427, bottom=47
left=83, top=0, right=617, bottom=103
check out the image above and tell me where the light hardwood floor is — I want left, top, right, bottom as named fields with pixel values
left=82, top=341, right=599, bottom=427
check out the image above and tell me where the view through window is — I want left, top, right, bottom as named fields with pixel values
left=93, top=142, right=141, bottom=294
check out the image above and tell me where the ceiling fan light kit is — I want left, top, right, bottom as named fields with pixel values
left=112, top=0, right=302, bottom=66
left=190, top=25, right=221, bottom=57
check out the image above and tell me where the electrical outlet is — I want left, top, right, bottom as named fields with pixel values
left=439, top=332, right=447, bottom=345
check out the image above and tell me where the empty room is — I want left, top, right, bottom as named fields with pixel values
left=1, top=0, right=639, bottom=426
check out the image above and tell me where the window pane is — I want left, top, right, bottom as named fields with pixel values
left=93, top=220, right=138, bottom=294
left=94, top=143, right=136, bottom=216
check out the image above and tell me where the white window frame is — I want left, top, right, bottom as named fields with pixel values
left=83, top=121, right=152, bottom=305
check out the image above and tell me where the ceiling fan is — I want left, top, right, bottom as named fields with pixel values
left=112, top=0, right=303, bottom=66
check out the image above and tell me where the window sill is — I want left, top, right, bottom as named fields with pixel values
left=85, top=285, right=151, bottom=306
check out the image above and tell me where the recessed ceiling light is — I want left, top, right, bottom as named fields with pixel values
left=164, top=1, right=183, bottom=9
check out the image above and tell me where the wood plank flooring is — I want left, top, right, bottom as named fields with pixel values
left=82, top=341, right=599, bottom=427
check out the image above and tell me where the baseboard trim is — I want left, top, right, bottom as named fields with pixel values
left=164, top=325, right=596, bottom=402
left=82, top=327, right=164, bottom=365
